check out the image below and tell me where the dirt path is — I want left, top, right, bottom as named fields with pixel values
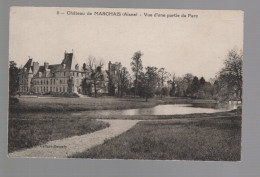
left=8, top=119, right=140, bottom=158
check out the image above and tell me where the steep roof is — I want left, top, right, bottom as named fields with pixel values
left=61, top=53, right=73, bottom=70
left=23, top=58, right=33, bottom=72
left=25, top=52, right=84, bottom=78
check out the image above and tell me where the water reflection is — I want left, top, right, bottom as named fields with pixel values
left=92, top=104, right=234, bottom=116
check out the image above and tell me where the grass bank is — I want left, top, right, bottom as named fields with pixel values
left=70, top=115, right=241, bottom=161
left=8, top=113, right=109, bottom=153
left=9, top=97, right=218, bottom=113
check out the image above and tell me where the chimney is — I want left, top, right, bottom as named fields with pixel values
left=33, top=62, right=39, bottom=75
left=44, top=62, right=49, bottom=70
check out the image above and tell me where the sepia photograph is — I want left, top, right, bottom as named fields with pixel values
left=8, top=7, right=243, bottom=161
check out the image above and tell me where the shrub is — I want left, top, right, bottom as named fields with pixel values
left=9, top=97, right=19, bottom=105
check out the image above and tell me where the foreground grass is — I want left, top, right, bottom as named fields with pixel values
left=8, top=113, right=109, bottom=153
left=70, top=116, right=241, bottom=161
left=9, top=97, right=218, bottom=113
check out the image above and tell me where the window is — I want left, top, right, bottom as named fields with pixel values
left=64, top=72, right=66, bottom=76
left=50, top=87, right=52, bottom=92
left=41, top=80, right=42, bottom=85
left=47, top=80, right=48, bottom=85
left=77, top=72, right=79, bottom=76
left=60, top=80, right=62, bottom=84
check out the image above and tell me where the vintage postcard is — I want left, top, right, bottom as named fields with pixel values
left=8, top=7, right=243, bottom=161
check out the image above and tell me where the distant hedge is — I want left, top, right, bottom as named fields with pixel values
left=48, top=92, right=79, bottom=98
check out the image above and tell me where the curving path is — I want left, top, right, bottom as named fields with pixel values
left=8, top=119, right=140, bottom=158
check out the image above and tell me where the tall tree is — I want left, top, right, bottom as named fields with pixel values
left=131, top=51, right=143, bottom=98
left=158, top=68, right=170, bottom=99
left=9, top=61, right=20, bottom=96
left=143, top=66, right=158, bottom=101
left=199, top=77, right=206, bottom=87
left=114, top=62, right=123, bottom=96
left=120, top=67, right=130, bottom=97
left=190, top=76, right=200, bottom=96
left=183, top=73, right=194, bottom=96
left=175, top=73, right=193, bottom=96
left=219, top=49, right=243, bottom=100
left=169, top=73, right=176, bottom=97
left=170, top=81, right=176, bottom=97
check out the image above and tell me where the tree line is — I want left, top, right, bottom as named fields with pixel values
left=9, top=48, right=243, bottom=102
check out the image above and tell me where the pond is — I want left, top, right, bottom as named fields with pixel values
left=86, top=104, right=236, bottom=116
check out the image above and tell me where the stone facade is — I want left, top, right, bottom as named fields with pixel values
left=18, top=52, right=108, bottom=95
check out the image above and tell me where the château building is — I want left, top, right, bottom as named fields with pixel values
left=18, top=51, right=109, bottom=95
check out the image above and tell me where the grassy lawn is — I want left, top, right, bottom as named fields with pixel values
left=9, top=96, right=241, bottom=160
left=79, top=110, right=238, bottom=120
left=70, top=115, right=241, bottom=161
left=8, top=113, right=109, bottom=153
left=9, top=96, right=218, bottom=113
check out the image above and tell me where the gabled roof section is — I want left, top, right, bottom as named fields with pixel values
left=48, top=64, right=61, bottom=72
left=23, top=58, right=33, bottom=72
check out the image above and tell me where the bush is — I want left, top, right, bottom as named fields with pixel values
left=9, top=97, right=19, bottom=105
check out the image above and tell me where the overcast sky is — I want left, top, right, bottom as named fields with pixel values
left=9, top=7, right=243, bottom=80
